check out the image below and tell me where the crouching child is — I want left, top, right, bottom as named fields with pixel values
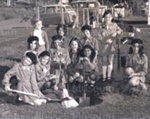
left=36, top=51, right=58, bottom=91
left=125, top=38, right=148, bottom=91
left=78, top=45, right=99, bottom=87
left=2, top=52, right=46, bottom=106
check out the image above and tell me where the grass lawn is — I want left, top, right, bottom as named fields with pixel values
left=0, top=26, right=150, bottom=119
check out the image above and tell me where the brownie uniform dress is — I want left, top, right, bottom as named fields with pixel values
left=2, top=63, right=44, bottom=104
left=50, top=48, right=70, bottom=86
left=99, top=22, right=122, bottom=56
left=80, top=37, right=99, bottom=52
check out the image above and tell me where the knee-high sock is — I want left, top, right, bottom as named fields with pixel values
left=107, top=64, right=113, bottom=78
left=102, top=66, right=107, bottom=79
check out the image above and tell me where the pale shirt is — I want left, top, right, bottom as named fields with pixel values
left=33, top=29, right=45, bottom=46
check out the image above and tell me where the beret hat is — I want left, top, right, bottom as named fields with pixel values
left=27, top=36, right=39, bottom=43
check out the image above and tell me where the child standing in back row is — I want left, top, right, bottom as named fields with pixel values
left=99, top=10, right=122, bottom=81
left=31, top=19, right=49, bottom=55
left=80, top=25, right=99, bottom=62
left=25, top=36, right=39, bottom=56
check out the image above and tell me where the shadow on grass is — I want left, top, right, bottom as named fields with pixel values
left=0, top=66, right=10, bottom=86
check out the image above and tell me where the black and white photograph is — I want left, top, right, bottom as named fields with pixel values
left=0, top=0, right=149, bottom=119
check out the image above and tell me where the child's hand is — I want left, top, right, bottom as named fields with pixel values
left=74, top=72, right=80, bottom=78
left=84, top=57, right=89, bottom=61
left=128, top=32, right=135, bottom=37
left=4, top=85, right=10, bottom=91
left=106, top=39, right=112, bottom=44
left=117, top=30, right=122, bottom=35
left=50, top=74, right=59, bottom=79
left=112, top=32, right=117, bottom=37
left=43, top=68, right=47, bottom=74
left=81, top=57, right=90, bottom=63
left=128, top=73, right=136, bottom=78
left=79, top=57, right=84, bottom=61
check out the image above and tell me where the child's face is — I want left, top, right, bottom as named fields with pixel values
left=30, top=41, right=38, bottom=50
left=104, top=13, right=112, bottom=23
left=22, top=57, right=32, bottom=66
left=35, top=21, right=42, bottom=29
left=132, top=43, right=140, bottom=54
left=84, top=48, right=92, bottom=57
left=58, top=27, right=65, bottom=36
left=70, top=41, right=78, bottom=51
left=40, top=56, right=50, bottom=65
left=83, top=30, right=91, bottom=38
left=54, top=40, right=61, bottom=49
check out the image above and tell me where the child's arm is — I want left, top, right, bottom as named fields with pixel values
left=115, top=23, right=123, bottom=35
left=84, top=57, right=96, bottom=70
left=2, top=63, right=18, bottom=91
left=140, top=55, right=148, bottom=76
left=35, top=64, right=48, bottom=81
left=45, top=74, right=59, bottom=81
left=93, top=38, right=99, bottom=62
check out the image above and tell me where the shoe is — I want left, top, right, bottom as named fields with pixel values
left=107, top=77, right=111, bottom=80
left=102, top=78, right=106, bottom=81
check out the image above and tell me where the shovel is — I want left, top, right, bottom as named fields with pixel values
left=7, top=88, right=69, bottom=102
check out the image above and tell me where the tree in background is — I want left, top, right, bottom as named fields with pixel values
left=99, top=0, right=146, bottom=15
left=126, top=0, right=145, bottom=15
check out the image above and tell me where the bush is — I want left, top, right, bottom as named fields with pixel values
left=127, top=0, right=144, bottom=15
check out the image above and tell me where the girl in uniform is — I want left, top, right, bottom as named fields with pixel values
left=80, top=25, right=99, bottom=62
left=99, top=10, right=122, bottom=81
left=3, top=52, right=46, bottom=105
left=78, top=45, right=98, bottom=87
left=31, top=20, right=49, bottom=55
left=50, top=34, right=70, bottom=90
left=25, top=36, right=39, bottom=56
left=36, top=51, right=58, bottom=90
left=67, top=37, right=83, bottom=83
left=125, top=38, right=148, bottom=91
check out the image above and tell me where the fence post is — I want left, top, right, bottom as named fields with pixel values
left=83, top=8, right=85, bottom=25
left=87, top=8, right=89, bottom=25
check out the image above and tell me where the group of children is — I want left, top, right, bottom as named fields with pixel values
left=2, top=10, right=148, bottom=106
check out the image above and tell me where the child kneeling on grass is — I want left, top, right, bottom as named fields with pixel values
left=50, top=35, right=70, bottom=90
left=78, top=45, right=99, bottom=87
left=125, top=38, right=148, bottom=91
left=67, top=37, right=84, bottom=83
left=36, top=51, right=58, bottom=90
left=2, top=52, right=47, bottom=105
